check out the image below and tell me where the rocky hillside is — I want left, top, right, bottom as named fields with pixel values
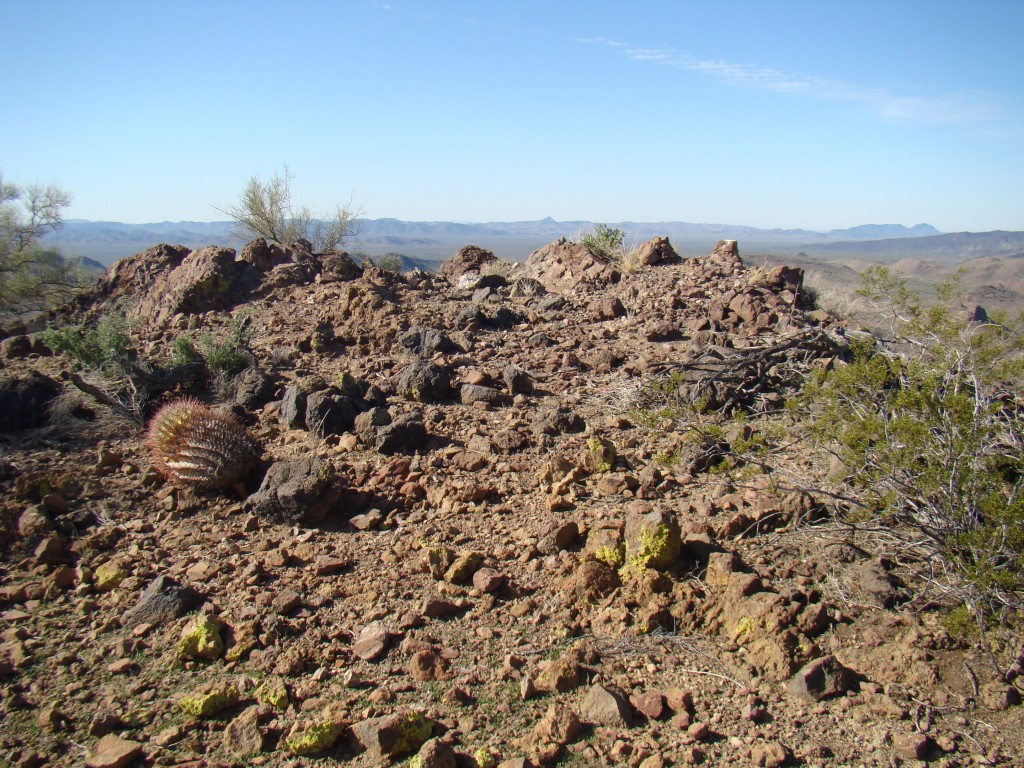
left=0, top=235, right=1020, bottom=767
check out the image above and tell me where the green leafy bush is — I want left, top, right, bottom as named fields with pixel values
left=798, top=267, right=1024, bottom=621
left=579, top=223, right=625, bottom=261
left=42, top=306, right=133, bottom=372
left=168, top=336, right=202, bottom=368
left=198, top=313, right=254, bottom=375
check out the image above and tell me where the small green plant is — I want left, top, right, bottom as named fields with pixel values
left=42, top=302, right=133, bottom=373
left=168, top=336, right=202, bottom=367
left=942, top=604, right=980, bottom=640
left=198, top=312, right=253, bottom=375
left=653, top=449, right=681, bottom=469
left=578, top=223, right=625, bottom=261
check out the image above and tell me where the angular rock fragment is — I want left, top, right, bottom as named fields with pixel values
left=122, top=575, right=203, bottom=627
left=787, top=655, right=855, bottom=702
left=580, top=684, right=632, bottom=726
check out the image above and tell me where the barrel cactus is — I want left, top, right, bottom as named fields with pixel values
left=145, top=399, right=259, bottom=490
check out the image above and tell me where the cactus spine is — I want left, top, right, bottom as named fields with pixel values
left=145, top=399, right=259, bottom=490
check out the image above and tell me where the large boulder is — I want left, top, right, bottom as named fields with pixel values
left=524, top=238, right=620, bottom=292
left=397, top=360, right=452, bottom=403
left=128, top=246, right=258, bottom=327
left=632, top=236, right=681, bottom=266
left=237, top=238, right=294, bottom=272
left=439, top=245, right=497, bottom=280
left=68, top=243, right=191, bottom=319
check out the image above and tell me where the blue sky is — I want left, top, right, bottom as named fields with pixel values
left=4, top=1, right=1023, bottom=231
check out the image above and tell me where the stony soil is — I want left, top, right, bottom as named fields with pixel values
left=1, top=237, right=1022, bottom=768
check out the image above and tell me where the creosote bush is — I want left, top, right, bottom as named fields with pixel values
left=797, top=266, right=1024, bottom=639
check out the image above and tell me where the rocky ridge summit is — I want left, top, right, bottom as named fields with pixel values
left=0, top=235, right=1020, bottom=767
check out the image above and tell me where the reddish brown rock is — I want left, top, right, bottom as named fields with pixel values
left=630, top=691, right=667, bottom=720
left=532, top=702, right=582, bottom=746
left=84, top=734, right=143, bottom=768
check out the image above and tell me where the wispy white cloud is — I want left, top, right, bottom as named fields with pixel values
left=578, top=37, right=997, bottom=126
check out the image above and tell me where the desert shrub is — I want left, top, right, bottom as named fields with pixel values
left=42, top=304, right=133, bottom=373
left=1, top=173, right=86, bottom=318
left=168, top=336, right=202, bottom=368
left=41, top=301, right=147, bottom=427
left=199, top=314, right=253, bottom=376
left=797, top=267, right=1024, bottom=634
left=215, top=164, right=361, bottom=252
left=578, top=223, right=625, bottom=261
left=375, top=253, right=404, bottom=273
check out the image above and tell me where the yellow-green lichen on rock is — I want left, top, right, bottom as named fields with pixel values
left=387, top=710, right=433, bottom=758
left=255, top=676, right=289, bottom=709
left=423, top=546, right=455, bottom=579
left=178, top=614, right=226, bottom=661
left=93, top=561, right=128, bottom=592
left=284, top=720, right=346, bottom=755
left=622, top=511, right=681, bottom=575
left=473, top=747, right=499, bottom=768
left=179, top=684, right=239, bottom=718
left=444, top=551, right=484, bottom=585
left=224, top=622, right=257, bottom=662
left=584, top=437, right=617, bottom=473
left=351, top=709, right=434, bottom=760
left=593, top=543, right=625, bottom=568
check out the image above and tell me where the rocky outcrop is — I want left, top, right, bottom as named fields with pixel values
left=439, top=244, right=497, bottom=280
left=145, top=246, right=256, bottom=326
left=524, top=237, right=621, bottom=291
left=4, top=233, right=1013, bottom=768
left=633, top=235, right=681, bottom=266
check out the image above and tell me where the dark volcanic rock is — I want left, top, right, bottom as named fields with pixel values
left=280, top=383, right=310, bottom=430
left=0, top=372, right=61, bottom=432
left=400, top=326, right=458, bottom=356
left=227, top=367, right=277, bottom=411
left=245, top=457, right=340, bottom=525
left=374, top=411, right=427, bottom=454
left=397, top=360, right=452, bottom=403
left=122, top=575, right=203, bottom=627
left=305, top=390, right=359, bottom=436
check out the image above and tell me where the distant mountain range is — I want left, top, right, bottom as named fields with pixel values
left=44, top=217, right=956, bottom=266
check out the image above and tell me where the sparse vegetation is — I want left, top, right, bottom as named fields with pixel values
left=6, top=232, right=1024, bottom=767
left=41, top=301, right=134, bottom=374
left=168, top=335, right=202, bottom=368
left=198, top=312, right=254, bottom=375
left=0, top=172, right=84, bottom=317
left=796, top=266, right=1024, bottom=655
left=577, top=223, right=625, bottom=262
left=215, top=164, right=361, bottom=252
